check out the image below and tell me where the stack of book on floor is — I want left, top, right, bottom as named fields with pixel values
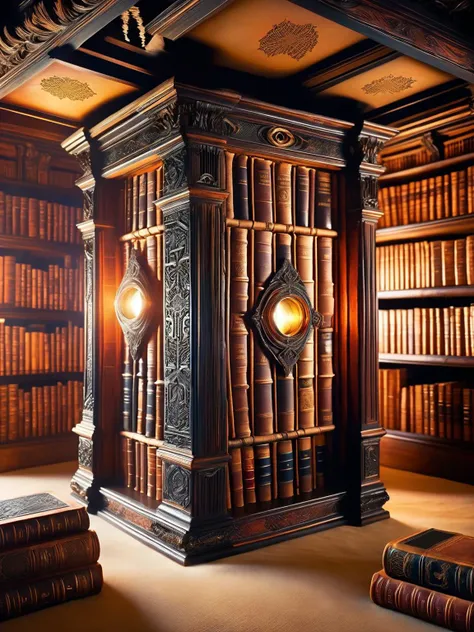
left=371, top=528, right=474, bottom=631
left=0, top=492, right=102, bottom=621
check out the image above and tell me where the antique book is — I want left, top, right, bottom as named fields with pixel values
left=297, top=236, right=315, bottom=428
left=317, top=237, right=334, bottom=329
left=233, top=154, right=250, bottom=220
left=277, top=440, right=294, bottom=499
left=0, top=530, right=100, bottom=584
left=145, top=236, right=157, bottom=438
left=383, top=528, right=474, bottom=600
left=318, top=331, right=334, bottom=426
left=252, top=158, right=273, bottom=222
left=315, top=171, right=332, bottom=228
left=230, top=448, right=245, bottom=508
left=230, top=228, right=251, bottom=438
left=0, top=564, right=103, bottom=622
left=254, top=443, right=272, bottom=503
left=147, top=445, right=156, bottom=498
left=275, top=162, right=292, bottom=224
left=297, top=437, right=312, bottom=494
left=0, top=493, right=89, bottom=552
left=242, top=446, right=257, bottom=504
left=295, top=166, right=310, bottom=226
left=146, top=169, right=157, bottom=228
left=371, top=570, right=474, bottom=632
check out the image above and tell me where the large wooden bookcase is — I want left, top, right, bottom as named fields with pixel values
left=0, top=109, right=83, bottom=472
left=63, top=78, right=396, bottom=564
left=377, top=101, right=474, bottom=484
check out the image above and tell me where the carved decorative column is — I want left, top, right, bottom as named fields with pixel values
left=345, top=122, right=397, bottom=525
left=62, top=129, right=120, bottom=510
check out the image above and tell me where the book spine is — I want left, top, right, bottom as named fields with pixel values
left=253, top=158, right=273, bottom=222
left=0, top=530, right=100, bottom=583
left=298, top=436, right=313, bottom=494
left=234, top=155, right=250, bottom=220
left=230, top=448, right=245, bottom=508
left=0, top=564, right=103, bottom=622
left=371, top=570, right=474, bottom=632
left=296, top=235, right=315, bottom=428
left=275, top=163, right=292, bottom=224
left=145, top=235, right=157, bottom=438
left=295, top=166, right=310, bottom=227
left=230, top=228, right=251, bottom=438
left=254, top=443, right=272, bottom=503
left=315, top=171, right=332, bottom=229
left=277, top=440, right=294, bottom=499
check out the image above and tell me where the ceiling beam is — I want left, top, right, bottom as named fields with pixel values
left=289, top=0, right=474, bottom=84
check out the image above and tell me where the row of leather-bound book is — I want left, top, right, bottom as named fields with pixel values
left=0, top=322, right=84, bottom=375
left=227, top=228, right=334, bottom=439
left=0, top=192, right=82, bottom=244
left=124, top=167, right=162, bottom=233
left=226, top=154, right=332, bottom=227
left=0, top=381, right=82, bottom=443
left=379, top=369, right=473, bottom=442
left=377, top=236, right=474, bottom=291
left=379, top=307, right=474, bottom=356
left=229, top=436, right=326, bottom=508
left=378, top=166, right=474, bottom=228
left=120, top=437, right=163, bottom=502
left=0, top=254, right=83, bottom=311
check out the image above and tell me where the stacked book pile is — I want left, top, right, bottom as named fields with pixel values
left=371, top=528, right=474, bottom=631
left=0, top=492, right=102, bottom=621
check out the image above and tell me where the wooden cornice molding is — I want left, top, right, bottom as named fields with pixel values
left=290, top=0, right=474, bottom=83
left=0, top=0, right=137, bottom=99
left=146, top=0, right=235, bottom=41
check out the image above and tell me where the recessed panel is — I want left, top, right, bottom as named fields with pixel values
left=2, top=60, right=138, bottom=122
left=188, top=0, right=366, bottom=77
left=320, top=56, right=453, bottom=109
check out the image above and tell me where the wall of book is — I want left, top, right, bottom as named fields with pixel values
left=377, top=147, right=474, bottom=480
left=0, top=126, right=84, bottom=469
left=119, top=167, right=164, bottom=503
left=225, top=155, right=335, bottom=509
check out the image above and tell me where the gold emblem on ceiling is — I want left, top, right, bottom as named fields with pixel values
left=40, top=76, right=97, bottom=101
left=258, top=20, right=318, bottom=61
left=362, top=74, right=416, bottom=96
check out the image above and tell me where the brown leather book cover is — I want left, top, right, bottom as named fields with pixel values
left=445, top=382, right=453, bottom=439
left=156, top=454, right=163, bottom=503
left=138, top=173, right=147, bottom=230
left=234, top=154, right=250, bottom=220
left=370, top=570, right=474, bottom=631
left=428, top=177, right=436, bottom=220
left=147, top=445, right=157, bottom=499
left=435, top=175, right=444, bottom=220
left=438, top=383, right=446, bottom=438
left=0, top=563, right=103, bottom=622
left=297, top=436, right=312, bottom=494
left=253, top=231, right=274, bottom=435
left=0, top=529, right=100, bottom=584
left=254, top=443, right=272, bottom=503
left=462, top=389, right=472, bottom=443
left=296, top=235, right=315, bottom=428
left=420, top=179, right=429, bottom=222
left=140, top=440, right=147, bottom=495
left=451, top=170, right=459, bottom=217
left=230, top=228, right=251, bottom=438
left=453, top=386, right=463, bottom=441
left=315, top=170, right=332, bottom=229
left=295, top=166, right=310, bottom=227
left=275, top=163, right=292, bottom=224
left=443, top=173, right=451, bottom=218
left=0, top=386, right=6, bottom=443
left=225, top=152, right=235, bottom=219
left=318, top=331, right=334, bottom=426
left=317, top=237, right=334, bottom=329
left=455, top=239, right=467, bottom=286
left=459, top=169, right=467, bottom=215
left=253, top=158, right=273, bottom=222
left=466, top=236, right=474, bottom=285
left=132, top=175, right=139, bottom=232
left=134, top=439, right=140, bottom=492
left=242, top=446, right=257, bottom=505
left=230, top=448, right=245, bottom=508
left=146, top=237, right=157, bottom=439
left=4, top=256, right=15, bottom=305
left=146, top=169, right=156, bottom=228
left=0, top=493, right=89, bottom=552
left=7, top=384, right=18, bottom=442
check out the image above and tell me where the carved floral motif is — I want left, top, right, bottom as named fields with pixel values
left=164, top=464, right=191, bottom=509
left=259, top=20, right=319, bottom=61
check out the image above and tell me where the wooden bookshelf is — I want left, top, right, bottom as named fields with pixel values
left=0, top=433, right=78, bottom=474
left=0, top=125, right=84, bottom=474
left=379, top=354, right=474, bottom=367
left=378, top=287, right=474, bottom=300
left=376, top=215, right=474, bottom=244
left=0, top=307, right=83, bottom=323
left=0, top=235, right=82, bottom=257
left=381, top=430, right=474, bottom=485
left=378, top=119, right=474, bottom=485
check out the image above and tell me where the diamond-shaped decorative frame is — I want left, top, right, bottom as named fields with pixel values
left=251, top=259, right=323, bottom=376
left=114, top=248, right=157, bottom=361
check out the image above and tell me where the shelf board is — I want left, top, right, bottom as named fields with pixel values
left=0, top=372, right=83, bottom=385
left=379, top=354, right=474, bottom=367
left=0, top=234, right=82, bottom=257
left=0, top=178, right=82, bottom=206
left=0, top=433, right=78, bottom=474
left=0, top=307, right=83, bottom=324
left=378, top=286, right=474, bottom=300
left=379, top=152, right=474, bottom=185
left=376, top=215, right=474, bottom=244
left=381, top=430, right=474, bottom=484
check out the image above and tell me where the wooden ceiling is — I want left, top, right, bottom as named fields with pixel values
left=0, top=0, right=472, bottom=131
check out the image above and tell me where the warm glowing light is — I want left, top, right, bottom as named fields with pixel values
left=272, top=296, right=306, bottom=337
left=120, top=287, right=144, bottom=319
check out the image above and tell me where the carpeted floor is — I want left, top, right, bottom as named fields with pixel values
left=1, top=463, right=473, bottom=632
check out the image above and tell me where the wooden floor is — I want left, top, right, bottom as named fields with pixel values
left=1, top=462, right=473, bottom=632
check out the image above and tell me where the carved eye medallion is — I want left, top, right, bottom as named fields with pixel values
left=115, top=248, right=157, bottom=360
left=266, top=126, right=296, bottom=148
left=251, top=259, right=323, bottom=375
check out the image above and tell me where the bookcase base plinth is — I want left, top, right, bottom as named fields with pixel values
left=0, top=434, right=78, bottom=474
left=381, top=431, right=474, bottom=485
left=97, top=486, right=347, bottom=565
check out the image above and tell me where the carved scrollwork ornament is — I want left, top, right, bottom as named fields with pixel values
left=179, top=101, right=239, bottom=136
left=114, top=248, right=158, bottom=361
left=251, top=259, right=323, bottom=375
left=359, top=136, right=384, bottom=165
left=78, top=437, right=93, bottom=470
left=361, top=175, right=379, bottom=210
left=164, top=464, right=191, bottom=509
left=163, top=148, right=187, bottom=195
